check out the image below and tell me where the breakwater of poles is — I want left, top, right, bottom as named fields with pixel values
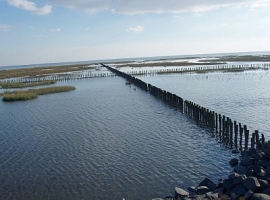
left=0, top=62, right=269, bottom=84
left=0, top=72, right=116, bottom=83
left=124, top=62, right=270, bottom=75
left=102, top=63, right=269, bottom=151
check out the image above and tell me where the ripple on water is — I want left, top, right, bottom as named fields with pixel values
left=0, top=77, right=232, bottom=200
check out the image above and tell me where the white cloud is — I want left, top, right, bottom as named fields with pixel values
left=7, top=0, right=52, bottom=15
left=46, top=0, right=270, bottom=14
left=126, top=26, right=144, bottom=33
left=0, top=24, right=10, bottom=32
left=50, top=28, right=61, bottom=32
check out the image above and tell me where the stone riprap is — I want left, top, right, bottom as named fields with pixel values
left=156, top=148, right=270, bottom=200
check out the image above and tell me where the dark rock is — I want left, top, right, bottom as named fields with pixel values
left=165, top=195, right=175, bottom=200
left=196, top=186, right=211, bottom=195
left=223, top=177, right=236, bottom=191
left=254, top=167, right=266, bottom=177
left=175, top=187, right=189, bottom=198
left=198, top=178, right=217, bottom=191
left=241, top=155, right=253, bottom=166
left=266, top=167, right=270, bottom=174
left=232, top=149, right=240, bottom=154
left=226, top=184, right=247, bottom=199
left=234, top=165, right=247, bottom=175
left=188, top=186, right=196, bottom=193
left=251, top=193, right=270, bottom=200
left=213, top=187, right=224, bottom=194
left=259, top=179, right=268, bottom=190
left=216, top=182, right=223, bottom=189
left=259, top=159, right=270, bottom=168
left=243, top=177, right=261, bottom=191
left=244, top=190, right=254, bottom=200
left=248, top=148, right=258, bottom=156
left=263, top=188, right=270, bottom=196
left=230, top=158, right=239, bottom=166
left=233, top=175, right=247, bottom=186
left=247, top=169, right=255, bottom=177
left=251, top=153, right=262, bottom=160
left=228, top=172, right=239, bottom=179
left=260, top=173, right=270, bottom=181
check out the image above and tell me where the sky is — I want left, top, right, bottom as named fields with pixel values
left=1, top=0, right=270, bottom=66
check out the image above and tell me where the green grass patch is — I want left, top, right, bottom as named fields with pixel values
left=2, top=86, right=76, bottom=102
left=0, top=80, right=57, bottom=89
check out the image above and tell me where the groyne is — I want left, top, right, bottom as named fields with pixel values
left=102, top=63, right=268, bottom=151
left=0, top=62, right=269, bottom=84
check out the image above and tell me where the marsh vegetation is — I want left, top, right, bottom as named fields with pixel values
left=0, top=80, right=57, bottom=89
left=2, top=86, right=76, bottom=102
left=0, top=64, right=95, bottom=79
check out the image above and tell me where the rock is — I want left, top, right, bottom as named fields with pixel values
left=233, top=175, right=247, bottom=186
left=263, top=188, right=270, bottom=196
left=206, top=192, right=219, bottom=199
left=248, top=148, right=258, bottom=156
left=251, top=153, right=262, bottom=160
left=226, top=184, right=247, bottom=199
left=242, top=177, right=261, bottom=191
left=175, top=187, right=189, bottom=198
left=198, top=178, right=217, bottom=191
left=241, top=155, right=253, bottom=166
left=266, top=167, right=270, bottom=174
left=230, top=158, right=239, bottom=166
left=213, top=187, right=224, bottom=194
left=251, top=193, right=270, bottom=200
left=259, top=159, right=270, bottom=168
left=196, top=186, right=211, bottom=195
left=254, top=167, right=266, bottom=177
left=234, top=165, right=247, bottom=175
left=228, top=172, right=239, bottom=179
left=188, top=186, right=197, bottom=193
left=259, top=179, right=268, bottom=190
left=164, top=195, right=175, bottom=200
left=223, top=177, right=236, bottom=191
left=244, top=190, right=254, bottom=200
left=232, top=149, right=240, bottom=154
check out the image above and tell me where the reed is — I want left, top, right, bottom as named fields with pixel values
left=2, top=86, right=76, bottom=102
left=0, top=64, right=95, bottom=79
left=31, top=86, right=76, bottom=95
left=0, top=80, right=57, bottom=89
left=3, top=91, right=38, bottom=101
left=118, top=61, right=224, bottom=68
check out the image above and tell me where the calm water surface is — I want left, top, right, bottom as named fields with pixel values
left=1, top=77, right=233, bottom=199
left=140, top=70, right=270, bottom=138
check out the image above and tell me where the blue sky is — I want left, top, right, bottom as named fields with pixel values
left=1, top=0, right=270, bottom=66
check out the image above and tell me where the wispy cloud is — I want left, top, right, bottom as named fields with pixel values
left=50, top=28, right=61, bottom=32
left=7, top=0, right=52, bottom=15
left=126, top=26, right=144, bottom=33
left=0, top=24, right=10, bottom=32
left=47, top=0, right=270, bottom=14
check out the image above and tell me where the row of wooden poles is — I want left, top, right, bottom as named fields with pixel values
left=125, top=62, right=270, bottom=76
left=102, top=63, right=269, bottom=151
left=1, top=62, right=270, bottom=84
left=0, top=72, right=116, bottom=83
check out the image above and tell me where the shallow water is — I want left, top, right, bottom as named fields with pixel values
left=0, top=77, right=233, bottom=200
left=140, top=70, right=270, bottom=138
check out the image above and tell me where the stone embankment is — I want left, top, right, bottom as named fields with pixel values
left=156, top=148, right=270, bottom=200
